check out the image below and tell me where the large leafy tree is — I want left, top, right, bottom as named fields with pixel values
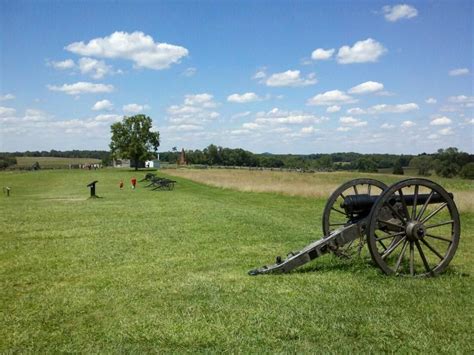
left=110, top=115, right=160, bottom=170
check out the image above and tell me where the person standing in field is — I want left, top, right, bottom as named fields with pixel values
left=131, top=177, right=137, bottom=189
left=119, top=180, right=124, bottom=189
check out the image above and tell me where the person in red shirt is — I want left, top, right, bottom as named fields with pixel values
left=131, top=178, right=137, bottom=189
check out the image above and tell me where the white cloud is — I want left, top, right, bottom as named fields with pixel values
left=301, top=126, right=318, bottom=134
left=449, top=68, right=470, bottom=76
left=254, top=108, right=327, bottom=125
left=123, top=103, right=150, bottom=114
left=92, top=99, right=113, bottom=111
left=347, top=107, right=366, bottom=115
left=0, top=94, right=15, bottom=101
left=430, top=116, right=452, bottom=126
left=167, top=93, right=219, bottom=125
left=231, top=111, right=251, bottom=119
left=425, top=97, right=437, bottom=104
left=253, top=70, right=266, bottom=79
left=381, top=123, right=395, bottom=129
left=448, top=95, right=474, bottom=104
left=167, top=124, right=203, bottom=132
left=439, top=127, right=454, bottom=135
left=50, top=59, right=75, bottom=70
left=0, top=106, right=17, bottom=117
left=242, top=122, right=260, bottom=130
left=311, top=48, right=335, bottom=60
left=265, top=70, right=317, bottom=87
left=428, top=134, right=439, bottom=140
left=66, top=31, right=189, bottom=70
left=401, top=120, right=416, bottom=128
left=367, top=103, right=419, bottom=114
left=348, top=81, right=384, bottom=94
left=230, top=129, right=251, bottom=135
left=339, top=116, right=367, bottom=127
left=382, top=4, right=418, bottom=22
left=337, top=38, right=387, bottom=64
left=78, top=57, right=113, bottom=79
left=307, top=90, right=357, bottom=106
left=337, top=126, right=351, bottom=132
left=326, top=105, right=341, bottom=113
left=47, top=82, right=114, bottom=95
left=182, top=67, right=197, bottom=77
left=94, top=114, right=121, bottom=122
left=227, top=92, right=261, bottom=103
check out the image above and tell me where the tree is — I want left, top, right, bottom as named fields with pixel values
left=460, top=162, right=474, bottom=180
left=392, top=158, right=404, bottom=175
left=356, top=157, right=377, bottom=173
left=409, top=155, right=433, bottom=176
left=110, top=115, right=160, bottom=171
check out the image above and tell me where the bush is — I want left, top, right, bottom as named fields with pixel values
left=460, top=162, right=474, bottom=179
left=392, top=159, right=404, bottom=175
left=0, top=156, right=17, bottom=169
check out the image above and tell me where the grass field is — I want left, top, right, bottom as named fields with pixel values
left=0, top=169, right=473, bottom=352
left=15, top=156, right=101, bottom=168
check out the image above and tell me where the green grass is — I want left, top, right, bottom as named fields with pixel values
left=0, top=169, right=473, bottom=352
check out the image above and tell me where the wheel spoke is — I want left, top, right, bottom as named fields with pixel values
left=329, top=222, right=347, bottom=226
left=415, top=240, right=431, bottom=274
left=353, top=185, right=358, bottom=195
left=378, top=219, right=404, bottom=230
left=409, top=242, right=415, bottom=276
left=367, top=184, right=372, bottom=195
left=384, top=201, right=407, bottom=225
left=416, top=190, right=434, bottom=221
left=340, top=193, right=346, bottom=200
left=397, top=189, right=410, bottom=221
left=394, top=239, right=408, bottom=273
left=331, top=207, right=347, bottom=216
left=375, top=231, right=405, bottom=241
left=381, top=236, right=406, bottom=259
left=378, top=239, right=388, bottom=251
left=420, top=239, right=444, bottom=259
left=420, top=203, right=447, bottom=224
left=411, top=185, right=419, bottom=220
left=425, top=220, right=454, bottom=229
left=426, top=234, right=452, bottom=243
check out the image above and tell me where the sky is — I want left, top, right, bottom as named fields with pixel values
left=0, top=0, right=472, bottom=154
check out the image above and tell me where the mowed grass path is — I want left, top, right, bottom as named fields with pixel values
left=0, top=169, right=473, bottom=352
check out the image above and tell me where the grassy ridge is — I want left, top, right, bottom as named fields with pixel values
left=15, top=156, right=101, bottom=168
left=0, top=169, right=473, bottom=352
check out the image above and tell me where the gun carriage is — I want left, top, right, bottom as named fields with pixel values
left=249, top=178, right=460, bottom=277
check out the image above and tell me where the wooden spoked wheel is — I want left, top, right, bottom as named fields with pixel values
left=367, top=178, right=460, bottom=277
left=322, top=178, right=388, bottom=256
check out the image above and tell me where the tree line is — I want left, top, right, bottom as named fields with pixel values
left=1, top=146, right=473, bottom=179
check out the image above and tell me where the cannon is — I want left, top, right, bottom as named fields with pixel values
left=249, top=178, right=460, bottom=277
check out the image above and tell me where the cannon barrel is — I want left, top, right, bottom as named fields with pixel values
left=341, top=192, right=453, bottom=216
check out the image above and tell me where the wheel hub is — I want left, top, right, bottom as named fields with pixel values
left=406, top=221, right=426, bottom=241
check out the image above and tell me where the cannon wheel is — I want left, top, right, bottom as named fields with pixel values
left=367, top=178, right=460, bottom=277
left=322, top=178, right=388, bottom=255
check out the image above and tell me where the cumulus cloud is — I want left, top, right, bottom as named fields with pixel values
left=227, top=92, right=261, bottom=103
left=265, top=70, right=317, bottom=87
left=301, top=126, right=318, bottom=134
left=66, top=31, right=189, bottom=70
left=339, top=116, right=367, bottom=127
left=253, top=70, right=266, bottom=80
left=381, top=123, right=395, bottom=129
left=347, top=107, right=366, bottom=115
left=448, top=95, right=474, bottom=104
left=254, top=108, right=326, bottom=125
left=94, top=113, right=122, bottom=122
left=167, top=93, right=219, bottom=125
left=326, top=105, right=341, bottom=113
left=425, top=97, right=437, bottom=104
left=401, top=120, right=416, bottom=128
left=311, top=48, right=335, bottom=60
left=382, top=4, right=418, bottom=22
left=92, top=99, right=113, bottom=111
left=47, top=82, right=114, bottom=95
left=307, top=90, right=357, bottom=106
left=78, top=57, right=113, bottom=79
left=449, top=68, right=470, bottom=76
left=166, top=124, right=204, bottom=132
left=123, top=103, right=150, bottom=114
left=430, top=116, right=452, bottom=126
left=337, top=38, right=386, bottom=64
left=367, top=103, right=419, bottom=114
left=348, top=81, right=384, bottom=94
left=0, top=93, right=15, bottom=101
left=336, top=126, right=351, bottom=132
left=439, top=127, right=454, bottom=135
left=0, top=106, right=17, bottom=117
left=50, top=59, right=75, bottom=70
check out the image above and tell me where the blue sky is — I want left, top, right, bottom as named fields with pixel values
left=0, top=0, right=472, bottom=154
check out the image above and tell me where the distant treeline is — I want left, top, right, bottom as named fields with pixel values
left=160, top=145, right=474, bottom=179
left=1, top=146, right=473, bottom=179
